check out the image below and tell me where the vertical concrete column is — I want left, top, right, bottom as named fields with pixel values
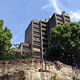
left=40, top=20, right=43, bottom=59
left=62, top=14, right=65, bottom=23
left=21, top=44, right=23, bottom=55
left=47, top=22, right=50, bottom=49
left=54, top=13, right=57, bottom=25
left=31, top=21, right=33, bottom=56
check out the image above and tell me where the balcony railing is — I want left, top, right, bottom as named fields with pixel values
left=33, top=41, right=40, bottom=47
left=42, top=28, right=47, bottom=31
left=33, top=29, right=40, bottom=33
left=56, top=16, right=62, bottom=21
left=33, top=31, right=40, bottom=35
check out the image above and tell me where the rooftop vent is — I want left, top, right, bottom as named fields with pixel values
left=62, top=11, right=65, bottom=14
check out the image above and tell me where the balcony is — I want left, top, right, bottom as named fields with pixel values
left=33, top=38, right=40, bottom=42
left=42, top=23, right=46, bottom=27
left=42, top=25, right=47, bottom=29
left=33, top=45, right=40, bottom=49
left=43, top=47, right=48, bottom=51
left=64, top=20, right=70, bottom=23
left=33, top=31, right=40, bottom=35
left=42, top=35, right=48, bottom=38
left=56, top=16, right=62, bottom=21
left=33, top=48, right=40, bottom=53
left=56, top=20, right=63, bottom=25
left=42, top=28, right=47, bottom=31
left=64, top=19, right=70, bottom=22
left=13, top=48, right=21, bottom=53
left=23, top=46, right=29, bottom=50
left=43, top=37, right=48, bottom=41
left=43, top=39, right=48, bottom=42
left=33, top=41, right=40, bottom=47
left=64, top=15, right=70, bottom=19
left=33, top=28, right=40, bottom=33
left=42, top=36, right=48, bottom=40
left=33, top=25, right=40, bottom=29
left=33, top=34, right=40, bottom=37
left=32, top=22, right=39, bottom=27
left=43, top=42, right=48, bottom=45
left=42, top=32, right=47, bottom=36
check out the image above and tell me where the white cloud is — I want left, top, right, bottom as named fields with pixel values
left=70, top=11, right=80, bottom=21
left=42, top=5, right=49, bottom=9
left=50, top=0, right=61, bottom=13
left=42, top=0, right=80, bottom=22
left=42, top=0, right=61, bottom=13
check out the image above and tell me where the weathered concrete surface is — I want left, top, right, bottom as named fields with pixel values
left=0, top=70, right=73, bottom=80
left=0, top=58, right=80, bottom=80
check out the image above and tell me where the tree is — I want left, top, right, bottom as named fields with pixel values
left=13, top=44, right=19, bottom=48
left=46, top=22, right=80, bottom=66
left=0, top=20, right=12, bottom=55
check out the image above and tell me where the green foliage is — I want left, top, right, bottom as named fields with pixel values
left=0, top=53, right=33, bottom=60
left=0, top=20, right=12, bottom=55
left=13, top=44, right=19, bottom=48
left=0, top=20, right=33, bottom=60
left=46, top=22, right=80, bottom=67
left=51, top=74, right=57, bottom=80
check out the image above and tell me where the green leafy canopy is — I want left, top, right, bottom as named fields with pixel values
left=50, top=22, right=80, bottom=54
left=0, top=20, right=12, bottom=55
left=46, top=22, right=80, bottom=66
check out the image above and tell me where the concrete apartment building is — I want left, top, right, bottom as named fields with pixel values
left=13, top=42, right=30, bottom=55
left=25, top=19, right=48, bottom=58
left=25, top=12, right=70, bottom=58
left=47, top=12, right=71, bottom=48
left=14, top=12, right=70, bottom=58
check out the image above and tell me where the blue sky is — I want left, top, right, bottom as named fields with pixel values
left=0, top=0, right=80, bottom=45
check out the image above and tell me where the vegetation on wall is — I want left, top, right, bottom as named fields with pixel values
left=0, top=54, right=33, bottom=60
left=51, top=74, right=57, bottom=80
left=45, top=22, right=80, bottom=67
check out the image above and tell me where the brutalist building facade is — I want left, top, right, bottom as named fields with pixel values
left=25, top=12, right=70, bottom=58
left=25, top=19, right=48, bottom=58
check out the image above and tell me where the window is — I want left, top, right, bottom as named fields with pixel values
left=33, top=27, right=40, bottom=31
left=33, top=23, right=39, bottom=28
left=57, top=16, right=62, bottom=20
left=33, top=41, right=40, bottom=45
left=33, top=32, right=40, bottom=35
left=33, top=23, right=39, bottom=26
left=23, top=46, right=29, bottom=50
left=33, top=45, right=40, bottom=49
left=64, top=16, right=69, bottom=19
left=65, top=20, right=70, bottom=23
left=42, top=22, right=47, bottom=25
left=33, top=37, right=40, bottom=41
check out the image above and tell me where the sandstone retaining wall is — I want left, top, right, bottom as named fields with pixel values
left=0, top=58, right=79, bottom=80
